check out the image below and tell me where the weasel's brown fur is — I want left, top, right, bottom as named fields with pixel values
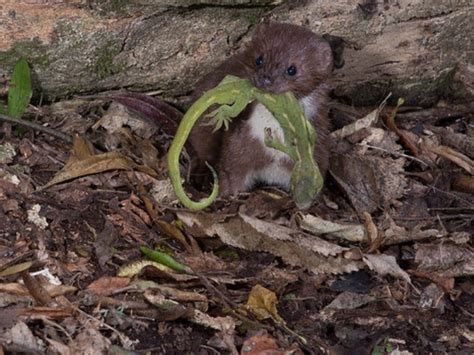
left=188, top=22, right=334, bottom=197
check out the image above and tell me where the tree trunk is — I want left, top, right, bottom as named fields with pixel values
left=0, top=0, right=472, bottom=107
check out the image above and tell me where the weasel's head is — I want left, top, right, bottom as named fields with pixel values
left=243, top=22, right=334, bottom=98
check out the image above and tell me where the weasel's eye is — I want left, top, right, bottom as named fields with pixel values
left=255, top=56, right=264, bottom=67
left=286, top=65, right=297, bottom=76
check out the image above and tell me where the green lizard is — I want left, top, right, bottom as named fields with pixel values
left=167, top=75, right=323, bottom=210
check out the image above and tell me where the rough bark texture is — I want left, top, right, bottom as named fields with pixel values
left=0, top=0, right=472, bottom=106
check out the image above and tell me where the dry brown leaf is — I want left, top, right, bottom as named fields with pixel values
left=325, top=291, right=375, bottom=310
left=0, top=308, right=21, bottom=329
left=384, top=98, right=419, bottom=156
left=241, top=333, right=289, bottom=355
left=408, top=270, right=455, bottom=292
left=297, top=213, right=367, bottom=243
left=363, top=212, right=384, bottom=253
left=92, top=102, right=159, bottom=139
left=419, top=283, right=446, bottom=311
left=256, top=266, right=299, bottom=293
left=154, top=285, right=208, bottom=302
left=0, top=261, right=33, bottom=277
left=0, top=283, right=76, bottom=298
left=156, top=220, right=199, bottom=254
left=330, top=107, right=381, bottom=139
left=21, top=271, right=52, bottom=305
left=382, top=214, right=444, bottom=245
left=415, top=243, right=474, bottom=277
left=45, top=338, right=71, bottom=355
left=331, top=154, right=408, bottom=213
left=363, top=254, right=413, bottom=286
left=86, top=276, right=131, bottom=296
left=246, top=285, right=283, bottom=323
left=42, top=136, right=156, bottom=189
left=358, top=128, right=404, bottom=155
left=1, top=321, right=44, bottom=353
left=191, top=309, right=236, bottom=332
left=69, top=328, right=112, bottom=355
left=423, top=138, right=474, bottom=175
left=452, top=174, right=474, bottom=194
left=149, top=178, right=179, bottom=205
left=20, top=307, right=73, bottom=318
left=178, top=211, right=364, bottom=274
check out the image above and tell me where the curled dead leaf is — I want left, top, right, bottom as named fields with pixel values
left=42, top=136, right=156, bottom=189
left=245, top=285, right=283, bottom=323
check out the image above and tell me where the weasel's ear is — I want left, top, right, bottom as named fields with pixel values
left=314, top=38, right=334, bottom=77
left=322, top=34, right=345, bottom=70
left=252, top=19, right=272, bottom=39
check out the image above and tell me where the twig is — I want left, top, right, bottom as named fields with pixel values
left=191, top=268, right=238, bottom=310
left=358, top=143, right=429, bottom=167
left=0, top=113, right=72, bottom=144
left=74, top=305, right=133, bottom=347
left=41, top=318, right=73, bottom=343
left=392, top=214, right=472, bottom=221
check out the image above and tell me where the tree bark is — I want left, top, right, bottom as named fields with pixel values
left=0, top=0, right=472, bottom=107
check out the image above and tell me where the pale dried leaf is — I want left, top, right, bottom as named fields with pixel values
left=359, top=128, right=404, bottom=155
left=363, top=254, right=412, bottom=284
left=423, top=138, right=474, bottom=174
left=192, top=309, right=236, bottom=332
left=331, top=108, right=380, bottom=139
left=69, top=328, right=112, bottom=355
left=0, top=282, right=76, bottom=297
left=154, top=285, right=208, bottom=302
left=149, top=178, right=178, bottom=205
left=178, top=211, right=364, bottom=274
left=92, top=102, right=158, bottom=139
left=143, top=289, right=180, bottom=310
left=0, top=143, right=16, bottom=164
left=42, top=151, right=155, bottom=189
left=87, top=276, right=131, bottom=296
left=27, top=204, right=48, bottom=230
left=331, top=155, right=408, bottom=213
left=46, top=338, right=71, bottom=355
left=297, top=213, right=367, bottom=242
left=0, top=261, right=33, bottom=277
left=246, top=285, right=283, bottom=322
left=2, top=321, right=44, bottom=353
left=241, top=333, right=286, bottom=355
left=325, top=291, right=375, bottom=310
left=419, top=283, right=445, bottom=311
left=415, top=243, right=474, bottom=277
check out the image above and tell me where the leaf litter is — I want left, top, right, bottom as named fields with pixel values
left=0, top=90, right=472, bottom=354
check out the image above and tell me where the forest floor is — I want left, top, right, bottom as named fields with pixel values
left=0, top=94, right=473, bottom=354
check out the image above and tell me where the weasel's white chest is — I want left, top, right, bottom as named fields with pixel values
left=243, top=96, right=317, bottom=190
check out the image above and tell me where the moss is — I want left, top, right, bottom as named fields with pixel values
left=246, top=14, right=260, bottom=26
left=88, top=0, right=135, bottom=17
left=336, top=67, right=458, bottom=107
left=108, top=0, right=134, bottom=15
left=0, top=39, right=49, bottom=70
left=93, top=40, right=124, bottom=79
left=394, top=67, right=456, bottom=106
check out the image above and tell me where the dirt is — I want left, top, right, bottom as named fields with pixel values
left=0, top=95, right=473, bottom=354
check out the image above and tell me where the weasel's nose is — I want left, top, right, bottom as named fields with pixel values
left=257, top=74, right=273, bottom=89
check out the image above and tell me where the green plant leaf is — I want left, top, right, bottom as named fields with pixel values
left=140, top=246, right=192, bottom=273
left=8, top=58, right=32, bottom=118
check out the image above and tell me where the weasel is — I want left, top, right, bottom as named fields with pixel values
left=188, top=22, right=334, bottom=198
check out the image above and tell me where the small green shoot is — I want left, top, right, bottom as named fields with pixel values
left=140, top=246, right=192, bottom=274
left=1, top=58, right=33, bottom=119
left=372, top=336, right=395, bottom=355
